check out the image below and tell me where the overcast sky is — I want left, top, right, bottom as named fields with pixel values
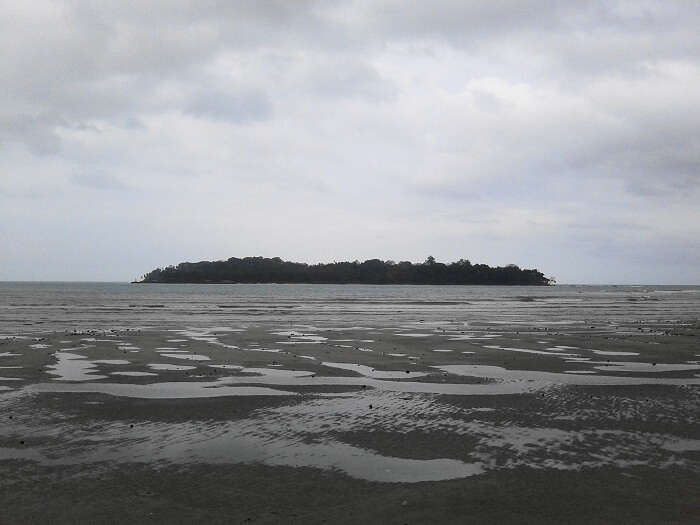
left=1, top=1, right=699, bottom=283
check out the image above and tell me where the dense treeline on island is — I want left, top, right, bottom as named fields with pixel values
left=137, top=256, right=553, bottom=285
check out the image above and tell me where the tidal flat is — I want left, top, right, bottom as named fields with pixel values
left=1, top=283, right=699, bottom=523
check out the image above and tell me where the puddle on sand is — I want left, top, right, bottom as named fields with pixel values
left=591, top=350, right=640, bottom=356
left=116, top=344, right=140, bottom=351
left=277, top=341, right=323, bottom=345
left=483, top=345, right=579, bottom=357
left=260, top=441, right=483, bottom=482
left=26, top=351, right=700, bottom=405
left=47, top=353, right=108, bottom=382
left=0, top=411, right=484, bottom=483
left=171, top=329, right=240, bottom=350
left=322, top=362, right=427, bottom=380
left=9, top=311, right=700, bottom=484
left=280, top=334, right=328, bottom=343
left=159, top=353, right=211, bottom=361
left=197, top=326, right=246, bottom=333
left=592, top=361, right=700, bottom=373
left=27, top=381, right=298, bottom=399
left=243, top=347, right=282, bottom=353
left=446, top=334, right=501, bottom=341
left=111, top=371, right=158, bottom=377
left=324, top=326, right=374, bottom=332
left=242, top=368, right=314, bottom=378
left=148, top=363, right=196, bottom=371
left=437, top=364, right=700, bottom=388
left=9, top=383, right=696, bottom=483
left=27, top=366, right=525, bottom=396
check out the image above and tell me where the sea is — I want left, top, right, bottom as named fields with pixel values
left=2, top=282, right=700, bottom=335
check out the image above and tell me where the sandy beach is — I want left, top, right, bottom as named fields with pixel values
left=1, top=287, right=699, bottom=524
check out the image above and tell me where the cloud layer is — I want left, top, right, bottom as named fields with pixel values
left=1, top=1, right=699, bottom=283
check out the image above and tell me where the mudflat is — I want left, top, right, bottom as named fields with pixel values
left=1, top=284, right=699, bottom=523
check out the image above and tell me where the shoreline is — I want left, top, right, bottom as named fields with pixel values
left=133, top=280, right=555, bottom=285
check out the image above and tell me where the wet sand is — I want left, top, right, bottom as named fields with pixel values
left=1, top=316, right=700, bottom=523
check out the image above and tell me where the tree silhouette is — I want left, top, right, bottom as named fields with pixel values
left=137, top=256, right=553, bottom=285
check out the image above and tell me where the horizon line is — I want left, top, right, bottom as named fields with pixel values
left=0, top=280, right=698, bottom=286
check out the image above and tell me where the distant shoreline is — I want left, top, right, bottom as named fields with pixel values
left=136, top=256, right=554, bottom=286
left=131, top=280, right=552, bottom=286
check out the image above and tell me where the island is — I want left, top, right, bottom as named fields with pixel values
left=135, top=256, right=554, bottom=285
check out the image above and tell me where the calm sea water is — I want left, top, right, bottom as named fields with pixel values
left=1, top=282, right=699, bottom=334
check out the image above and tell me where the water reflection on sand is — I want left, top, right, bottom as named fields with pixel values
left=1, top=283, right=700, bottom=484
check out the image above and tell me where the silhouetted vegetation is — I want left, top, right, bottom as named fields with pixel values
left=137, top=256, right=553, bottom=285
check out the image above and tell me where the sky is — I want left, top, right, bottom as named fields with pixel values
left=1, top=1, right=699, bottom=284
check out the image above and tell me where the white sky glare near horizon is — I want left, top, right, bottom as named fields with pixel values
left=1, top=1, right=699, bottom=284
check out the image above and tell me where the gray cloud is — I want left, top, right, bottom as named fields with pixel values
left=0, top=113, right=63, bottom=155
left=185, top=89, right=272, bottom=123
left=301, top=59, right=398, bottom=101
left=0, top=1, right=698, bottom=283
left=73, top=172, right=129, bottom=190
